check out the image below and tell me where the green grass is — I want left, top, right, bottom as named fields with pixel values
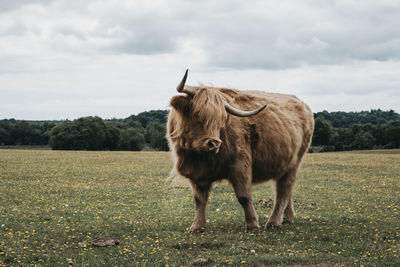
left=0, top=150, right=399, bottom=266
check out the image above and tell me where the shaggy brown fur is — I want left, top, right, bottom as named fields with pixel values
left=167, top=85, right=314, bottom=231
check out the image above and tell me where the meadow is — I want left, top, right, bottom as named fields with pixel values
left=0, top=149, right=399, bottom=266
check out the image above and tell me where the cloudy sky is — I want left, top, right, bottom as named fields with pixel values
left=0, top=0, right=399, bottom=120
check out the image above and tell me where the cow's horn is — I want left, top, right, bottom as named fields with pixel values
left=176, top=69, right=194, bottom=95
left=224, top=101, right=267, bottom=117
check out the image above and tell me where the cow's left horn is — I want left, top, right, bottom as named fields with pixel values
left=176, top=69, right=194, bottom=95
left=224, top=101, right=267, bottom=117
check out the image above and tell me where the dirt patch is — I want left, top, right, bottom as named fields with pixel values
left=91, top=238, right=120, bottom=247
left=190, top=258, right=212, bottom=266
left=294, top=200, right=317, bottom=209
left=172, top=241, right=224, bottom=250
left=255, top=263, right=343, bottom=267
left=257, top=199, right=273, bottom=207
left=256, top=199, right=317, bottom=209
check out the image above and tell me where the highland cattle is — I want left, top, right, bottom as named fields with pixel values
left=167, top=70, right=314, bottom=231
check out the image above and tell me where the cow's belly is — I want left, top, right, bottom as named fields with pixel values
left=251, top=147, right=300, bottom=183
left=251, top=160, right=288, bottom=183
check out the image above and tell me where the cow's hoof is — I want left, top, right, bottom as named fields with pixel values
left=246, top=225, right=261, bottom=232
left=282, top=218, right=294, bottom=224
left=188, top=226, right=206, bottom=234
left=265, top=222, right=281, bottom=230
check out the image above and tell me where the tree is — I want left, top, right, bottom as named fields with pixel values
left=145, top=122, right=169, bottom=151
left=11, top=121, right=42, bottom=145
left=0, top=121, right=12, bottom=145
left=118, top=127, right=145, bottom=151
left=128, top=110, right=168, bottom=127
left=336, top=128, right=355, bottom=147
left=74, top=117, right=107, bottom=150
left=39, top=122, right=56, bottom=145
left=384, top=120, right=400, bottom=148
left=104, top=124, right=120, bottom=150
left=49, top=121, right=75, bottom=150
left=49, top=117, right=107, bottom=150
left=351, top=131, right=375, bottom=150
left=312, top=115, right=332, bottom=146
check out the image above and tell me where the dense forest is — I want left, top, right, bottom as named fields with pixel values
left=1, top=109, right=399, bottom=151
left=312, top=110, right=400, bottom=151
left=0, top=110, right=169, bottom=151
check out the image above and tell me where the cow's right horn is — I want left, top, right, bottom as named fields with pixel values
left=176, top=69, right=194, bottom=95
left=224, top=101, right=267, bottom=117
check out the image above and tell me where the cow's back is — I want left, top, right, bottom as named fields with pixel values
left=220, top=88, right=314, bottom=182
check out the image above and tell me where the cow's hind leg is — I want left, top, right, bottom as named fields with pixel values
left=266, top=168, right=297, bottom=229
left=283, top=196, right=295, bottom=224
left=189, top=182, right=210, bottom=233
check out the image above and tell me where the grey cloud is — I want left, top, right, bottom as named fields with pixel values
left=94, top=18, right=178, bottom=55
left=191, top=1, right=400, bottom=69
left=2, top=0, right=400, bottom=70
left=197, top=2, right=400, bottom=69
left=0, top=0, right=53, bottom=12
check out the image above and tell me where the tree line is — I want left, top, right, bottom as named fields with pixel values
left=1, top=109, right=399, bottom=151
left=312, top=109, right=400, bottom=151
left=0, top=110, right=169, bottom=151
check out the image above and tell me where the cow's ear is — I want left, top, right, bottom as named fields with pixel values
left=170, top=95, right=191, bottom=114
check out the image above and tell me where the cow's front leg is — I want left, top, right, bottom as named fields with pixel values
left=189, top=182, right=210, bottom=233
left=231, top=171, right=260, bottom=231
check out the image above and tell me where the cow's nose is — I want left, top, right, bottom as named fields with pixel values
left=206, top=139, right=222, bottom=153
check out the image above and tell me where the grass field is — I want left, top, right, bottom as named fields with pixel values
left=0, top=149, right=399, bottom=266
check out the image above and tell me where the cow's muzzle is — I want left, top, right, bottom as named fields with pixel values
left=204, top=138, right=222, bottom=154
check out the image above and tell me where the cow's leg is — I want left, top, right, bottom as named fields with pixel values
left=283, top=196, right=295, bottom=224
left=189, top=182, right=210, bottom=233
left=231, top=174, right=260, bottom=231
left=266, top=168, right=297, bottom=229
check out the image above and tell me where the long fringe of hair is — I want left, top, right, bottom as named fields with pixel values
left=191, top=87, right=227, bottom=131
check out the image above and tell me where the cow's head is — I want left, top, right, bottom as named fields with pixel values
left=169, top=70, right=266, bottom=154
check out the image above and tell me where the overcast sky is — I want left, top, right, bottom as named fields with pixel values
left=1, top=0, right=399, bottom=120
